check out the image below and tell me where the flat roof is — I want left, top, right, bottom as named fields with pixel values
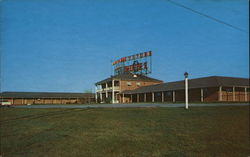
left=122, top=76, right=250, bottom=94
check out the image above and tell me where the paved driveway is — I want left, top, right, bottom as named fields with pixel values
left=12, top=103, right=249, bottom=109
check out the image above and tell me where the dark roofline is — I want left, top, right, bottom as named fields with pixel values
left=166, top=75, right=250, bottom=85
left=0, top=92, right=95, bottom=98
left=1, top=91, right=93, bottom=94
left=122, top=76, right=249, bottom=94
left=95, top=73, right=163, bottom=85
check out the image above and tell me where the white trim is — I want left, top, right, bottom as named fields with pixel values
left=185, top=78, right=188, bottom=109
left=152, top=92, right=154, bottom=102
left=173, top=91, right=175, bottom=102
left=232, top=86, right=235, bottom=101
left=245, top=87, right=247, bottom=102
left=112, top=79, right=115, bottom=104
left=201, top=88, right=203, bottom=102
left=162, top=92, right=164, bottom=102
left=219, top=86, right=222, bottom=101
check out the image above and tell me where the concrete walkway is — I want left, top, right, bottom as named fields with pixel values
left=13, top=103, right=249, bottom=109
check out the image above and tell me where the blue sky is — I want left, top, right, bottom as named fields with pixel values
left=1, top=0, right=249, bottom=93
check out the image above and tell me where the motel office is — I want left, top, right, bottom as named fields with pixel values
left=95, top=73, right=250, bottom=103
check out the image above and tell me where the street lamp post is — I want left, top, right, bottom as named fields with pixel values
left=184, top=72, right=189, bottom=109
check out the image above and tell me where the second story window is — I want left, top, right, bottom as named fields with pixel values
left=127, top=82, right=132, bottom=86
left=114, top=81, right=120, bottom=86
left=136, top=82, right=141, bottom=87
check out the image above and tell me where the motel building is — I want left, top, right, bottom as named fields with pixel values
left=0, top=92, right=95, bottom=105
left=95, top=73, right=163, bottom=103
left=95, top=73, right=250, bottom=103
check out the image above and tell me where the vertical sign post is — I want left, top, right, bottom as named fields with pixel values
left=184, top=72, right=189, bottom=109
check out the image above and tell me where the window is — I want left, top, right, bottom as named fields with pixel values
left=114, top=81, right=120, bottom=86
left=127, top=82, right=132, bottom=86
left=203, top=88, right=208, bottom=96
left=136, top=82, right=141, bottom=86
left=166, top=91, right=172, bottom=96
left=156, top=92, right=161, bottom=97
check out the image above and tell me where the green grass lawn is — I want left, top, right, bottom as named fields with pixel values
left=0, top=106, right=249, bottom=157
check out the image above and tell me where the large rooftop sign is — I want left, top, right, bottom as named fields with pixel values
left=112, top=51, right=152, bottom=75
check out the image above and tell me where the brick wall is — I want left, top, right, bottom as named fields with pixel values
left=175, top=90, right=185, bottom=102
left=120, top=80, right=162, bottom=92
left=146, top=93, right=152, bottom=102
left=119, top=86, right=249, bottom=103
left=221, top=87, right=250, bottom=102
left=188, top=88, right=201, bottom=102
left=4, top=97, right=93, bottom=105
